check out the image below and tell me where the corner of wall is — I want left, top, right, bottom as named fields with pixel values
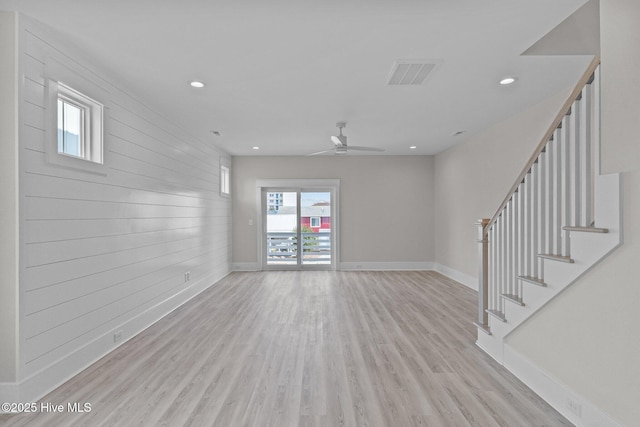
left=0, top=10, right=19, bottom=384
left=434, top=263, right=476, bottom=291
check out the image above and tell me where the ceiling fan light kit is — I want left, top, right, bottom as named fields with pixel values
left=331, top=122, right=347, bottom=146
left=331, top=135, right=346, bottom=146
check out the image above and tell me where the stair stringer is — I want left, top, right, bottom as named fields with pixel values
left=477, top=172, right=622, bottom=364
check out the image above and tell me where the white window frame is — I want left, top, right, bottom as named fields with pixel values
left=220, top=164, right=230, bottom=196
left=310, top=216, right=321, bottom=228
left=57, top=83, right=104, bottom=162
left=46, top=78, right=106, bottom=175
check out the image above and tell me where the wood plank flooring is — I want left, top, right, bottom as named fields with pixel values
left=0, top=271, right=571, bottom=426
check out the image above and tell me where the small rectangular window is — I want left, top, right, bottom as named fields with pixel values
left=221, top=165, right=230, bottom=195
left=55, top=82, right=103, bottom=164
left=310, top=217, right=320, bottom=228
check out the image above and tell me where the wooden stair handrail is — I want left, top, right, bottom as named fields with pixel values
left=483, top=55, right=601, bottom=237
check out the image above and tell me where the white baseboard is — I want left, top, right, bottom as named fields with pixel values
left=231, top=262, right=260, bottom=271
left=434, top=263, right=477, bottom=290
left=233, top=261, right=437, bottom=272
left=231, top=262, right=477, bottom=288
left=339, top=261, right=435, bottom=271
left=503, top=345, right=623, bottom=427
left=0, top=270, right=229, bottom=406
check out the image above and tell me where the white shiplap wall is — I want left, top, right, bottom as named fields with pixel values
left=16, top=15, right=231, bottom=392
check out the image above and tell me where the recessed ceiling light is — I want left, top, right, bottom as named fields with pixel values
left=409, top=146, right=417, bottom=149
left=499, top=77, right=517, bottom=85
left=252, top=146, right=260, bottom=150
left=190, top=81, right=205, bottom=88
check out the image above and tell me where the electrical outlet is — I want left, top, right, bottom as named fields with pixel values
left=113, top=330, right=123, bottom=343
left=566, top=397, right=582, bottom=417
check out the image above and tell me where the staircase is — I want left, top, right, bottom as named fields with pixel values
left=474, top=57, right=622, bottom=363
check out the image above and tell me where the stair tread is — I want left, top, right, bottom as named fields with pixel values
left=538, top=253, right=574, bottom=263
left=501, top=293, right=525, bottom=306
left=517, top=275, right=547, bottom=287
left=563, top=226, right=609, bottom=233
left=473, top=322, right=492, bottom=335
left=486, top=309, right=507, bottom=323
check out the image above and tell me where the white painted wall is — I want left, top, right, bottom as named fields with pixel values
left=232, top=156, right=434, bottom=267
left=600, top=0, right=640, bottom=174
left=0, top=11, right=19, bottom=383
left=433, top=88, right=571, bottom=278
left=506, top=1, right=640, bottom=425
left=2, top=14, right=231, bottom=399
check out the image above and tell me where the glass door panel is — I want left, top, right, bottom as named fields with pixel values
left=300, top=191, right=332, bottom=265
left=265, top=191, right=298, bottom=266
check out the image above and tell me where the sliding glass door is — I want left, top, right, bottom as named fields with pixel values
left=265, top=191, right=298, bottom=266
left=262, top=187, right=335, bottom=270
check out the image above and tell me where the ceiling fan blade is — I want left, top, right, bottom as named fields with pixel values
left=306, top=149, right=335, bottom=156
left=346, top=146, right=385, bottom=152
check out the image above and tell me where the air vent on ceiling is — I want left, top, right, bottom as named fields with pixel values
left=387, top=60, right=437, bottom=86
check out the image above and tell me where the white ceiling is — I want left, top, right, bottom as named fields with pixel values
left=1, top=0, right=595, bottom=156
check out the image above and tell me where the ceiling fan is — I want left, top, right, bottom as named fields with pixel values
left=308, top=122, right=385, bottom=155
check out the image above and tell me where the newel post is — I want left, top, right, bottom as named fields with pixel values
left=475, top=218, right=490, bottom=334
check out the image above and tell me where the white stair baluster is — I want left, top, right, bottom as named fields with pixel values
left=538, top=150, right=546, bottom=278
left=494, top=217, right=500, bottom=313
left=491, top=224, right=497, bottom=312
left=562, top=112, right=572, bottom=257
left=497, top=218, right=503, bottom=312
left=520, top=174, right=533, bottom=276
left=518, top=182, right=525, bottom=299
left=580, top=84, right=591, bottom=228
left=590, top=68, right=600, bottom=224
left=546, top=138, right=554, bottom=256
left=531, top=161, right=539, bottom=279
left=512, top=193, right=518, bottom=298
left=554, top=126, right=563, bottom=255
left=572, top=92, right=582, bottom=227
left=501, top=207, right=507, bottom=314
left=507, top=200, right=513, bottom=298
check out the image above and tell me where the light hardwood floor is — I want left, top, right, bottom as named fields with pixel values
left=0, top=271, right=571, bottom=426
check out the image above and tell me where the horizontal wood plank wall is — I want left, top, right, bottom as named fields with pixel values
left=18, top=19, right=231, bottom=379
